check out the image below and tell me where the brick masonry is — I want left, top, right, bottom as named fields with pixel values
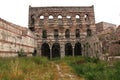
left=0, top=18, right=37, bottom=57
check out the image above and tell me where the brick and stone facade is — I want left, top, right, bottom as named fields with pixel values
left=2, top=5, right=118, bottom=59
left=109, top=26, right=120, bottom=56
left=28, top=5, right=97, bottom=59
left=0, top=18, right=37, bottom=57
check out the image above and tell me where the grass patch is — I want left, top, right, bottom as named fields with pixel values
left=64, top=56, right=120, bottom=80
left=0, top=56, right=120, bottom=80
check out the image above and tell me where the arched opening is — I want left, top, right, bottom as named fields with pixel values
left=58, top=15, right=63, bottom=26
left=58, top=15, right=62, bottom=19
left=40, top=15, right=44, bottom=19
left=65, top=29, right=70, bottom=38
left=42, top=30, right=47, bottom=39
left=54, top=29, right=59, bottom=39
left=84, top=14, right=89, bottom=21
left=52, top=43, right=60, bottom=58
left=65, top=43, right=73, bottom=56
left=75, top=15, right=80, bottom=19
left=76, top=29, right=80, bottom=38
left=49, top=15, right=54, bottom=19
left=74, top=42, right=82, bottom=56
left=41, top=43, right=50, bottom=59
left=66, top=15, right=71, bottom=19
left=87, top=28, right=92, bottom=36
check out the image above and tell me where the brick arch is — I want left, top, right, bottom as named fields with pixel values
left=74, top=42, right=82, bottom=56
left=52, top=43, right=60, bottom=58
left=41, top=42, right=50, bottom=59
left=65, top=43, right=73, bottom=56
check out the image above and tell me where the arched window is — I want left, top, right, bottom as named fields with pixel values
left=30, top=15, right=35, bottom=25
left=42, top=30, right=47, bottom=38
left=87, top=28, right=92, bottom=36
left=58, top=15, right=62, bottom=19
left=40, top=15, right=44, bottom=19
left=39, top=15, right=44, bottom=26
left=66, top=16, right=72, bottom=26
left=65, top=29, right=70, bottom=38
left=49, top=15, right=54, bottom=26
left=66, top=16, right=71, bottom=19
left=54, top=29, right=59, bottom=39
left=58, top=15, right=63, bottom=26
left=84, top=14, right=89, bottom=21
left=75, top=15, right=80, bottom=19
left=49, top=15, right=54, bottom=19
left=76, top=29, right=80, bottom=38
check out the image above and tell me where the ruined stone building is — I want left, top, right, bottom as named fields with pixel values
left=28, top=5, right=100, bottom=59
left=1, top=5, right=119, bottom=59
left=0, top=18, right=37, bottom=57
left=96, top=22, right=116, bottom=54
left=109, top=26, right=120, bottom=56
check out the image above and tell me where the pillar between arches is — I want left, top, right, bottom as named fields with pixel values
left=72, top=46, right=74, bottom=56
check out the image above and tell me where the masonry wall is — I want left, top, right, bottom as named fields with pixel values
left=83, top=35, right=103, bottom=59
left=28, top=6, right=96, bottom=59
left=0, top=18, right=37, bottom=57
left=96, top=22, right=116, bottom=32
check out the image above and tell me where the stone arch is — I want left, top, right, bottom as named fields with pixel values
left=65, top=43, right=73, bottom=56
left=52, top=43, right=60, bottom=58
left=41, top=43, right=50, bottom=59
left=74, top=42, right=82, bottom=56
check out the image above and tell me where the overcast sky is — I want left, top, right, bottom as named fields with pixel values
left=0, top=0, right=120, bottom=27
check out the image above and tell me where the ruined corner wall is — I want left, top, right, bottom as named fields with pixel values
left=0, top=18, right=37, bottom=57
left=83, top=35, right=103, bottom=59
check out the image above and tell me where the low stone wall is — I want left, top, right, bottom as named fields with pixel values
left=0, top=18, right=37, bottom=57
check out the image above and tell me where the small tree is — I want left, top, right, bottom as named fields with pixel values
left=17, top=48, right=26, bottom=57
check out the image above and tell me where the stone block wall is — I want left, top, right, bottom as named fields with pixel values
left=0, top=18, right=37, bottom=57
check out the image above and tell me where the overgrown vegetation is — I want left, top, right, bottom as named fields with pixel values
left=62, top=56, right=120, bottom=80
left=0, top=56, right=120, bottom=80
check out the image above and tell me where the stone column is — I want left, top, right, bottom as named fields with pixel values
left=72, top=46, right=74, bottom=56
left=50, top=46, right=52, bottom=59
left=37, top=43, right=41, bottom=56
left=60, top=42, right=65, bottom=58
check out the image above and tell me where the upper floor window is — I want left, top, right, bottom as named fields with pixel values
left=76, top=29, right=80, bottom=38
left=87, top=28, right=92, bottom=36
left=54, top=29, right=59, bottom=39
left=49, top=15, right=54, bottom=19
left=40, top=15, right=44, bottom=19
left=66, top=16, right=72, bottom=26
left=49, top=15, right=54, bottom=26
left=66, top=16, right=71, bottom=19
left=58, top=15, right=62, bottom=19
left=84, top=14, right=89, bottom=21
left=57, top=15, right=63, bottom=26
left=42, top=30, right=47, bottom=38
left=39, top=15, right=44, bottom=26
left=65, top=29, right=70, bottom=38
left=30, top=15, right=35, bottom=25
left=75, top=15, right=80, bottom=19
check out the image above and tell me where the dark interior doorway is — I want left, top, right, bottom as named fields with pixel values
left=52, top=43, right=60, bottom=58
left=41, top=43, right=50, bottom=59
left=65, top=43, right=73, bottom=56
left=74, top=42, right=82, bottom=56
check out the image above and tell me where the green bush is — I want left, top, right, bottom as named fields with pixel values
left=17, top=49, right=27, bottom=57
